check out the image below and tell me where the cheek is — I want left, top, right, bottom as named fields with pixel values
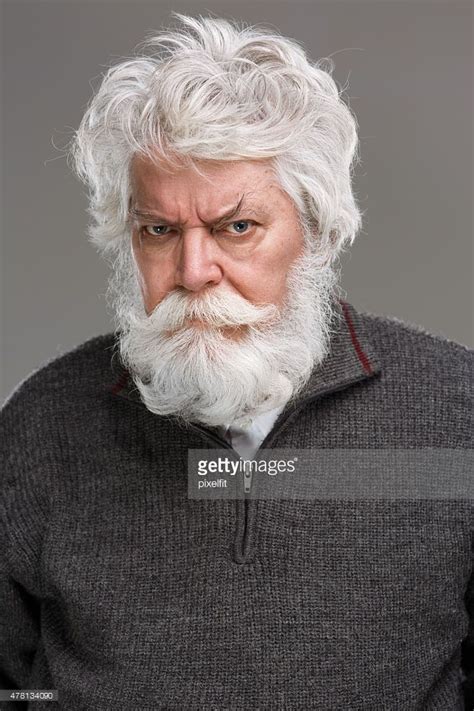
left=254, top=230, right=304, bottom=302
left=131, top=234, right=171, bottom=310
left=264, top=228, right=304, bottom=273
left=239, top=251, right=300, bottom=305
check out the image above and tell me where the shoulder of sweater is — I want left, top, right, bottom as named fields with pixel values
left=352, top=306, right=473, bottom=376
left=344, top=306, right=472, bottom=448
left=0, top=334, right=118, bottom=554
left=1, top=332, right=117, bottom=426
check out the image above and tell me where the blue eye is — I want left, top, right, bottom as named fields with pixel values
left=227, top=221, right=252, bottom=235
left=144, top=225, right=171, bottom=236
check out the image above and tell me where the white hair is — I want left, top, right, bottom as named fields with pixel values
left=71, top=13, right=362, bottom=263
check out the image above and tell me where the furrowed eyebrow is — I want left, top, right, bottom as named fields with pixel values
left=208, top=195, right=246, bottom=226
left=129, top=196, right=267, bottom=227
left=129, top=209, right=170, bottom=222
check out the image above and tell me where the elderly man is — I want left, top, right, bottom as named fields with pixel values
left=1, top=13, right=472, bottom=711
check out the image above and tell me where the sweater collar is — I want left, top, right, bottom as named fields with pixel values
left=107, top=298, right=381, bottom=411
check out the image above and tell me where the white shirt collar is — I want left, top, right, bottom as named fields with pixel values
left=218, top=403, right=287, bottom=459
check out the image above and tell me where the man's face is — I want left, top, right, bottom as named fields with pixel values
left=129, top=156, right=305, bottom=318
left=113, top=153, right=336, bottom=428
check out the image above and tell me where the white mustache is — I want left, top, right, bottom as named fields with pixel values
left=148, top=287, right=280, bottom=332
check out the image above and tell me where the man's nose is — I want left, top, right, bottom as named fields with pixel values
left=174, top=229, right=223, bottom=292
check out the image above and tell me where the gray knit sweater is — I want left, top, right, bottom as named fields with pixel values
left=1, top=301, right=473, bottom=710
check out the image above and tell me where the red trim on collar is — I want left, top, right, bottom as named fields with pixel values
left=339, top=300, right=373, bottom=375
left=109, top=370, right=129, bottom=395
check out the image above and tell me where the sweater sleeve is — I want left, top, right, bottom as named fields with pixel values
left=0, top=384, right=52, bottom=702
left=462, top=559, right=474, bottom=710
left=0, top=528, right=41, bottom=691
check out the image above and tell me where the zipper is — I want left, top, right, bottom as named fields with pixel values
left=187, top=421, right=256, bottom=564
left=187, top=422, right=254, bottom=497
left=243, top=460, right=253, bottom=494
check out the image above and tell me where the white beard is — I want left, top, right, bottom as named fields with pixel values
left=108, top=241, right=339, bottom=428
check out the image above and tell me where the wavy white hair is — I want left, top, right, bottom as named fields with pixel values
left=70, top=13, right=362, bottom=263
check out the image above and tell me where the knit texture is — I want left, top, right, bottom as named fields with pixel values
left=0, top=300, right=473, bottom=710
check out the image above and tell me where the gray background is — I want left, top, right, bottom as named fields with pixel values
left=1, top=0, right=472, bottom=403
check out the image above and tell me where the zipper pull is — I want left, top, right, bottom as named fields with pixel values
left=243, top=460, right=253, bottom=494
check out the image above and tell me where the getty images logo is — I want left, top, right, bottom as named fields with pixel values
left=197, top=456, right=297, bottom=478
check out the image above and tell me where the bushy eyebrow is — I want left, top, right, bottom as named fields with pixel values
left=129, top=195, right=268, bottom=226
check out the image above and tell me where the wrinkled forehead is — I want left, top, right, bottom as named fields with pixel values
left=129, top=153, right=281, bottom=207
